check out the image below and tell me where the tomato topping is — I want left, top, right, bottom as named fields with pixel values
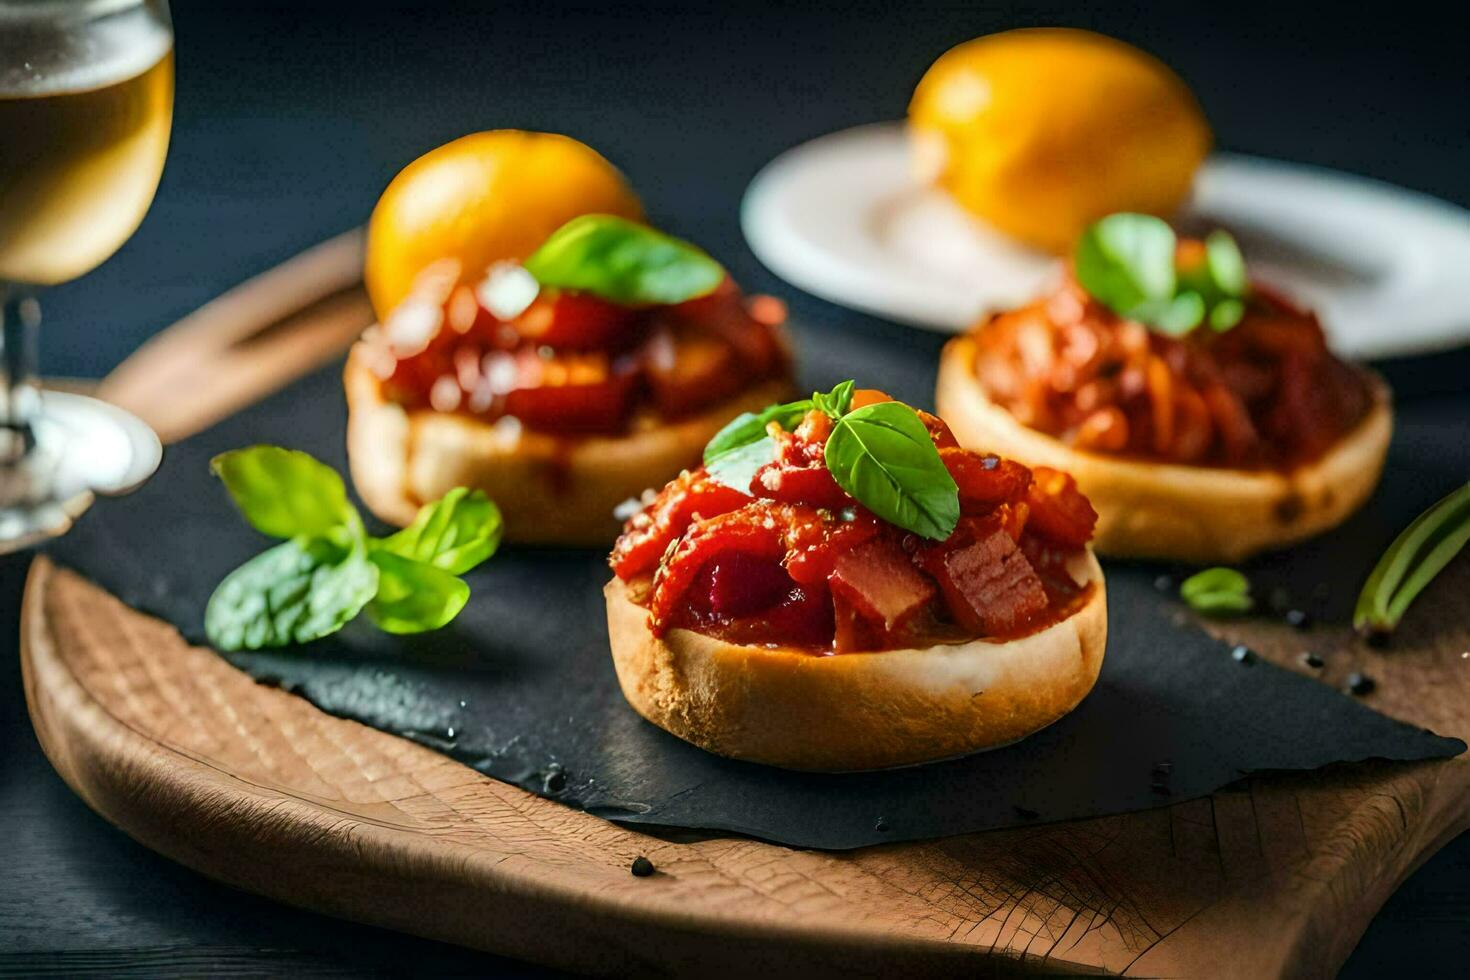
left=914, top=514, right=1048, bottom=636
left=370, top=265, right=788, bottom=434
left=669, top=278, right=784, bottom=376
left=496, top=349, right=634, bottom=433
left=514, top=291, right=633, bottom=349
left=970, top=263, right=1371, bottom=468
left=614, top=390, right=1098, bottom=654
left=650, top=508, right=789, bottom=631
left=1025, top=467, right=1098, bottom=548
left=941, top=448, right=1033, bottom=513
left=829, top=538, right=937, bottom=645
left=641, top=324, right=746, bottom=417
left=610, top=469, right=752, bottom=580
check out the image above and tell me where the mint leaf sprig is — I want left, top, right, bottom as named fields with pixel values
left=523, top=214, right=725, bottom=306
left=703, top=382, right=959, bottom=541
left=1074, top=213, right=1249, bottom=337
left=205, top=447, right=502, bottom=651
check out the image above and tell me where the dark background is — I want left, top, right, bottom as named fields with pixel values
left=4, top=0, right=1469, bottom=975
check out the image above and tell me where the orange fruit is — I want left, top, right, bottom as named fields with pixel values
left=909, top=28, right=1211, bottom=254
left=365, top=130, right=643, bottom=320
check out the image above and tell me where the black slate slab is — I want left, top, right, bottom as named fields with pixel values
left=47, top=341, right=1465, bottom=850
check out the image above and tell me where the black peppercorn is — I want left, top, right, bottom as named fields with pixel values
left=1300, top=652, right=1324, bottom=669
left=874, top=818, right=890, bottom=833
left=1231, top=644, right=1255, bottom=664
left=631, top=856, right=655, bottom=877
left=1346, top=673, right=1376, bottom=696
left=1285, top=609, right=1312, bottom=630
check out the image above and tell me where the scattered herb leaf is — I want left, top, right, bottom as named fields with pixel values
left=206, top=448, right=500, bottom=650
left=376, top=487, right=502, bottom=574
left=205, top=538, right=379, bottom=650
left=1180, top=566, right=1253, bottom=616
left=523, top=214, right=725, bottom=306
left=365, top=550, right=472, bottom=634
left=211, top=446, right=359, bottom=539
left=1355, top=482, right=1470, bottom=637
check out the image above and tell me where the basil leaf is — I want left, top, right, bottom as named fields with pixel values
left=211, top=446, right=358, bottom=539
left=1074, top=213, right=1177, bottom=317
left=376, top=487, right=502, bottom=575
left=704, top=399, right=814, bottom=463
left=524, top=214, right=725, bottom=306
left=705, top=436, right=775, bottom=494
left=1186, top=591, right=1255, bottom=616
left=365, top=551, right=471, bottom=634
left=1131, top=291, right=1205, bottom=337
left=1180, top=567, right=1250, bottom=603
left=1205, top=230, right=1248, bottom=298
left=205, top=538, right=378, bottom=651
left=1209, top=298, right=1245, bottom=332
left=824, top=402, right=959, bottom=540
left=811, top=380, right=855, bottom=420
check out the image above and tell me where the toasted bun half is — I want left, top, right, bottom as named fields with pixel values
left=936, top=336, right=1393, bottom=563
left=345, top=346, right=794, bottom=545
left=604, top=551, right=1106, bottom=771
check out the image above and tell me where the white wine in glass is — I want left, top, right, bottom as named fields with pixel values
left=0, top=0, right=171, bottom=548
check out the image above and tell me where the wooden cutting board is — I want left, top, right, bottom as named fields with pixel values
left=21, top=233, right=1470, bottom=978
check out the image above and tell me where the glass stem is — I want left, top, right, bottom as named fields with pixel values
left=0, top=285, right=40, bottom=465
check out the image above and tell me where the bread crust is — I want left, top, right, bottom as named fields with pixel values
left=345, top=345, right=794, bottom=545
left=936, top=335, right=1393, bottom=563
left=604, top=551, right=1107, bottom=771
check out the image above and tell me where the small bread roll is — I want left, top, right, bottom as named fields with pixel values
left=936, top=335, right=1393, bottom=562
left=604, top=551, right=1106, bottom=772
left=345, top=345, right=794, bottom=545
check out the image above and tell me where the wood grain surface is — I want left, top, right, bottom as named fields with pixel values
left=20, top=242, right=1470, bottom=978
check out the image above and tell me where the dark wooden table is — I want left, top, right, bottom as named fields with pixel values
left=4, top=2, right=1468, bottom=974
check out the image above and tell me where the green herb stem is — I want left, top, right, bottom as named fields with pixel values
left=1356, top=482, right=1470, bottom=635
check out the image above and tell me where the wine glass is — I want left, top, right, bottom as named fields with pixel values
left=0, top=0, right=170, bottom=551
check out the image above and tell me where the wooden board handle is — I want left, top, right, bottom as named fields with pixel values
left=98, top=228, right=372, bottom=444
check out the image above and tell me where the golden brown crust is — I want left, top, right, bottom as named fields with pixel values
left=345, top=345, right=794, bottom=545
left=603, top=552, right=1106, bottom=771
left=936, top=335, right=1393, bottom=563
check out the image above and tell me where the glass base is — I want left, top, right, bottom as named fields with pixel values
left=0, top=390, right=162, bottom=554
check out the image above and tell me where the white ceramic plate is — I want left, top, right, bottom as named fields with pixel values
left=741, top=122, right=1470, bottom=359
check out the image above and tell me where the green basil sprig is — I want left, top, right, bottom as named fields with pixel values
left=1180, top=566, right=1254, bottom=616
left=1354, top=482, right=1470, bottom=638
left=523, top=214, right=725, bottom=306
left=702, top=382, right=959, bottom=540
left=824, top=402, right=959, bottom=540
left=1074, top=214, right=1249, bottom=337
left=205, top=447, right=502, bottom=650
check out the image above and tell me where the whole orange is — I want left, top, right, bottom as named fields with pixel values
left=909, top=29, right=1211, bottom=254
left=365, top=131, right=643, bottom=320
